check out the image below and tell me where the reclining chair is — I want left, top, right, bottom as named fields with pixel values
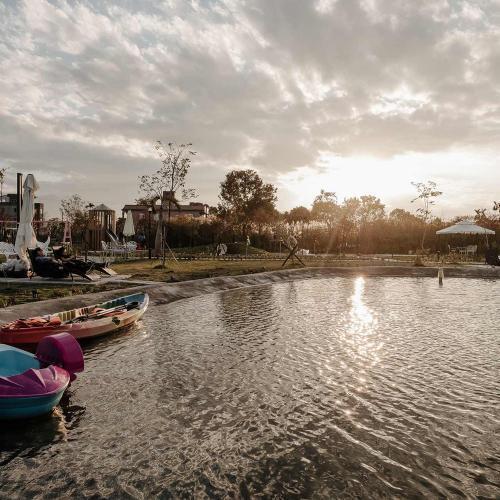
left=28, top=248, right=70, bottom=279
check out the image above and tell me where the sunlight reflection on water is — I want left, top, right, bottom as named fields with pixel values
left=1, top=276, right=499, bottom=498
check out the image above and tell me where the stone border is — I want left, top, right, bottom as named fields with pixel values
left=0, top=265, right=498, bottom=322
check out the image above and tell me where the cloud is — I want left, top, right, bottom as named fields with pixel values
left=0, top=0, right=499, bottom=217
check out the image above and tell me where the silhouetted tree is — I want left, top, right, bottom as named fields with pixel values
left=139, top=141, right=196, bottom=261
left=60, top=194, right=92, bottom=244
left=218, top=169, right=277, bottom=237
left=311, top=190, right=340, bottom=231
left=411, top=181, right=442, bottom=252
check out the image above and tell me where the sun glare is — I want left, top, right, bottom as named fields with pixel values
left=277, top=149, right=498, bottom=216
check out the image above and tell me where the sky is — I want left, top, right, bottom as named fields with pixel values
left=0, top=0, right=499, bottom=219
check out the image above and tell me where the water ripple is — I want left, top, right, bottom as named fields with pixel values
left=1, top=276, right=499, bottom=498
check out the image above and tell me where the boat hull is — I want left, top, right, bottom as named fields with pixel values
left=0, top=389, right=66, bottom=419
left=0, top=293, right=149, bottom=345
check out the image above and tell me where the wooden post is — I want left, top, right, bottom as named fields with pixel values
left=16, top=173, right=22, bottom=224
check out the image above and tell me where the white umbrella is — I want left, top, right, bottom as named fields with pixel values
left=14, top=174, right=40, bottom=268
left=123, top=210, right=135, bottom=238
left=436, top=219, right=495, bottom=235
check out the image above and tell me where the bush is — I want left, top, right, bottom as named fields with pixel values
left=225, top=242, right=267, bottom=254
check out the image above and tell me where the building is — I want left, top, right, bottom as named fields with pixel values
left=0, top=193, right=44, bottom=230
left=122, top=191, right=209, bottom=228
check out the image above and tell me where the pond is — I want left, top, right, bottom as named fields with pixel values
left=1, top=276, right=499, bottom=498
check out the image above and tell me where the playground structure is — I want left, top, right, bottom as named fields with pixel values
left=87, top=204, right=117, bottom=251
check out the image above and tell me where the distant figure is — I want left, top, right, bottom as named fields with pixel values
left=485, top=245, right=500, bottom=266
left=137, top=233, right=146, bottom=249
left=215, top=243, right=227, bottom=256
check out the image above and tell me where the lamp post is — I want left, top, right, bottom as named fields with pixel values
left=148, top=206, right=152, bottom=260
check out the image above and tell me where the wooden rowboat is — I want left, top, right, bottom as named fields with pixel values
left=0, top=293, right=149, bottom=345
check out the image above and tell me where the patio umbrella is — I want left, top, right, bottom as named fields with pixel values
left=123, top=210, right=135, bottom=238
left=436, top=219, right=495, bottom=235
left=14, top=174, right=40, bottom=268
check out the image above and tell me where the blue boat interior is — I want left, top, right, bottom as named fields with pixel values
left=0, top=345, right=40, bottom=378
left=56, top=293, right=145, bottom=322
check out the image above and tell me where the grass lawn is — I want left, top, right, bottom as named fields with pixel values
left=112, top=255, right=411, bottom=282
left=0, top=282, right=131, bottom=308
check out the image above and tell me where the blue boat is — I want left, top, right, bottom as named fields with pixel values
left=0, top=333, right=84, bottom=419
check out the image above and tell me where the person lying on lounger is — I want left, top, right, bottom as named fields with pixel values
left=32, top=248, right=110, bottom=280
left=52, top=247, right=115, bottom=276
left=31, top=248, right=69, bottom=278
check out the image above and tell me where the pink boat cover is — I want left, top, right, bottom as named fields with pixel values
left=0, top=365, right=69, bottom=398
left=36, top=332, right=84, bottom=375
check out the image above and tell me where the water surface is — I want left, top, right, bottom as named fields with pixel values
left=1, top=277, right=499, bottom=498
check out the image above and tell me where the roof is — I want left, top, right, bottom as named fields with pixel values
left=90, top=203, right=114, bottom=212
left=122, top=203, right=207, bottom=212
left=436, top=219, right=495, bottom=235
left=122, top=204, right=152, bottom=211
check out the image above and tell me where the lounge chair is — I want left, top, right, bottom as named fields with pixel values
left=53, top=247, right=117, bottom=277
left=28, top=248, right=70, bottom=279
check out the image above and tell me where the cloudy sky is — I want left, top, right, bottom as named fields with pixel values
left=0, top=0, right=499, bottom=219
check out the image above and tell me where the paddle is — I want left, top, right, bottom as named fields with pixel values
left=66, top=301, right=140, bottom=324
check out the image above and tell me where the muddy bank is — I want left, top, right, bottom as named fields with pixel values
left=1, top=265, right=498, bottom=322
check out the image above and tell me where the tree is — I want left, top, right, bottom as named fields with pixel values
left=0, top=166, right=7, bottom=200
left=139, top=141, right=196, bottom=259
left=60, top=194, right=87, bottom=224
left=356, top=196, right=386, bottom=253
left=218, top=169, right=277, bottom=237
left=60, top=194, right=92, bottom=244
left=311, top=190, right=340, bottom=230
left=411, top=181, right=442, bottom=252
left=338, top=197, right=361, bottom=252
left=389, top=208, right=420, bottom=225
left=358, top=195, right=385, bottom=223
left=286, top=206, right=311, bottom=224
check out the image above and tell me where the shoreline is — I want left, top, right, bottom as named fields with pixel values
left=0, top=264, right=498, bottom=322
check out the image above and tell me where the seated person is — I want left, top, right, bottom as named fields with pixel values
left=32, top=247, right=69, bottom=278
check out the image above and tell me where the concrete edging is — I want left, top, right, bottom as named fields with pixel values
left=0, top=265, right=498, bottom=322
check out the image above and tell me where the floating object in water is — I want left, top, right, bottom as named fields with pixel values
left=438, top=268, right=444, bottom=286
left=0, top=332, right=84, bottom=419
left=0, top=293, right=149, bottom=345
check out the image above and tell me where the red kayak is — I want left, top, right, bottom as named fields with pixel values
left=0, top=293, right=149, bottom=345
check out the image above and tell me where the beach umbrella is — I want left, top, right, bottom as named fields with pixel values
left=436, top=219, right=495, bottom=235
left=14, top=174, right=40, bottom=268
left=123, top=210, right=135, bottom=238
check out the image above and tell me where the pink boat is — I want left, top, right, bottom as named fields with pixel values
left=0, top=333, right=84, bottom=419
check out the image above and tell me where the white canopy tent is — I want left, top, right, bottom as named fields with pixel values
left=436, top=219, right=495, bottom=236
left=123, top=210, right=135, bottom=238
left=14, top=174, right=39, bottom=268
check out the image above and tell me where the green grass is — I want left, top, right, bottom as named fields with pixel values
left=113, top=255, right=411, bottom=283
left=0, top=282, right=130, bottom=308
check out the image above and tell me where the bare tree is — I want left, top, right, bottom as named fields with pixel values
left=0, top=167, right=7, bottom=201
left=411, top=181, right=442, bottom=253
left=139, top=141, right=196, bottom=263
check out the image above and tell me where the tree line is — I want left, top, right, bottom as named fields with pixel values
left=51, top=141, right=500, bottom=256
